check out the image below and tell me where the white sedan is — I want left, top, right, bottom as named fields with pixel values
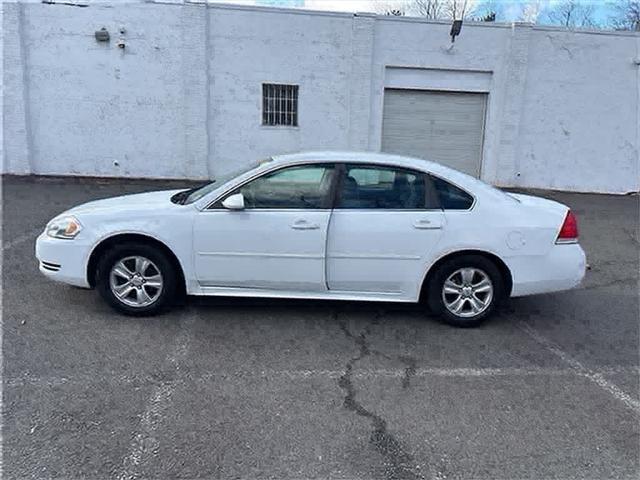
left=36, top=151, right=586, bottom=327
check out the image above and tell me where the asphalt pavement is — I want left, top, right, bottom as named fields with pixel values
left=3, top=175, right=639, bottom=479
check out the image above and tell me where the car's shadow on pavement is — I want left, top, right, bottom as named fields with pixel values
left=66, top=280, right=572, bottom=332
left=178, top=294, right=521, bottom=329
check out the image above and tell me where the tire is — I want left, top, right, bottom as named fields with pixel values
left=96, top=242, right=177, bottom=316
left=426, top=255, right=504, bottom=328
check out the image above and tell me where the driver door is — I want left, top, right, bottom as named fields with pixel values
left=193, top=163, right=336, bottom=291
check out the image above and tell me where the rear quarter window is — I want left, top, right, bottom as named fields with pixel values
left=431, top=176, right=474, bottom=210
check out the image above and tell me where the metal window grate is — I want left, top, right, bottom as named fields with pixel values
left=262, top=83, right=298, bottom=126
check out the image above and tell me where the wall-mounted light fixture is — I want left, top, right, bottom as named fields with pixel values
left=450, top=20, right=463, bottom=43
left=94, top=27, right=110, bottom=42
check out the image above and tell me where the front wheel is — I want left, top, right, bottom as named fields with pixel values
left=426, top=255, right=504, bottom=328
left=96, top=243, right=177, bottom=316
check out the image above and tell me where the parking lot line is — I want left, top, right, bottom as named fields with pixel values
left=7, top=365, right=639, bottom=387
left=519, top=321, right=640, bottom=414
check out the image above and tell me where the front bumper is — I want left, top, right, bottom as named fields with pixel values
left=509, top=243, right=587, bottom=297
left=35, top=232, right=92, bottom=288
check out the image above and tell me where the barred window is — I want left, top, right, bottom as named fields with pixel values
left=262, top=84, right=298, bottom=127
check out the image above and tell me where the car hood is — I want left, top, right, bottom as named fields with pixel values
left=65, top=189, right=185, bottom=216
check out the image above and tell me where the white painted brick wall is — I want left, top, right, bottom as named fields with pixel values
left=180, top=2, right=209, bottom=179
left=2, top=1, right=638, bottom=193
left=348, top=13, right=375, bottom=151
left=492, top=23, right=533, bottom=187
left=15, top=2, right=197, bottom=179
left=207, top=6, right=353, bottom=178
left=2, top=2, right=32, bottom=174
left=516, top=28, right=639, bottom=193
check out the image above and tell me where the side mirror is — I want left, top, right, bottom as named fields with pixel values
left=222, top=193, right=245, bottom=210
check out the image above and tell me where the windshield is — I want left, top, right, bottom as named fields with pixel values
left=181, top=162, right=265, bottom=205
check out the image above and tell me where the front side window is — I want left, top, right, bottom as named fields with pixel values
left=431, top=176, right=474, bottom=210
left=227, top=164, right=335, bottom=209
left=262, top=83, right=298, bottom=126
left=337, top=164, right=432, bottom=209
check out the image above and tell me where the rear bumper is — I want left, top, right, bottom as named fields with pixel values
left=509, top=243, right=586, bottom=297
left=35, top=233, right=91, bottom=288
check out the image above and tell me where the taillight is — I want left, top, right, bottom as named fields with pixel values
left=556, top=210, right=578, bottom=243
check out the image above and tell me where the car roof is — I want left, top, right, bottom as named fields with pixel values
left=272, top=151, right=438, bottom=170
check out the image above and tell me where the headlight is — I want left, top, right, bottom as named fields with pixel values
left=46, top=216, right=83, bottom=239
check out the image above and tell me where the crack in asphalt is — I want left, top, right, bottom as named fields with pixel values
left=346, top=313, right=418, bottom=390
left=336, top=312, right=424, bottom=480
left=399, top=355, right=417, bottom=390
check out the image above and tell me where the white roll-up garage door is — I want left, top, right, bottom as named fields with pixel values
left=381, top=89, right=487, bottom=177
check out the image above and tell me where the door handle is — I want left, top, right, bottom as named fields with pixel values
left=413, top=219, right=441, bottom=230
left=291, top=219, right=320, bottom=230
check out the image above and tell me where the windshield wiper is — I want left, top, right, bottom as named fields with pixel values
left=170, top=182, right=216, bottom=205
left=170, top=188, right=198, bottom=205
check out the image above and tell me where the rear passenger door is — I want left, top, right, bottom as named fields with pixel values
left=326, top=164, right=445, bottom=297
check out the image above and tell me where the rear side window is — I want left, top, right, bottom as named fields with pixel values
left=337, top=164, right=434, bottom=209
left=431, top=176, right=474, bottom=210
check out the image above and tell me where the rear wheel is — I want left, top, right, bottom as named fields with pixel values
left=96, top=243, right=177, bottom=316
left=427, top=255, right=504, bottom=327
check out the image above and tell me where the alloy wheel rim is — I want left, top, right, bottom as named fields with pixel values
left=109, top=256, right=163, bottom=308
left=442, top=267, right=493, bottom=318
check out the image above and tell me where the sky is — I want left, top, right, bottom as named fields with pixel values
left=222, top=0, right=618, bottom=25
